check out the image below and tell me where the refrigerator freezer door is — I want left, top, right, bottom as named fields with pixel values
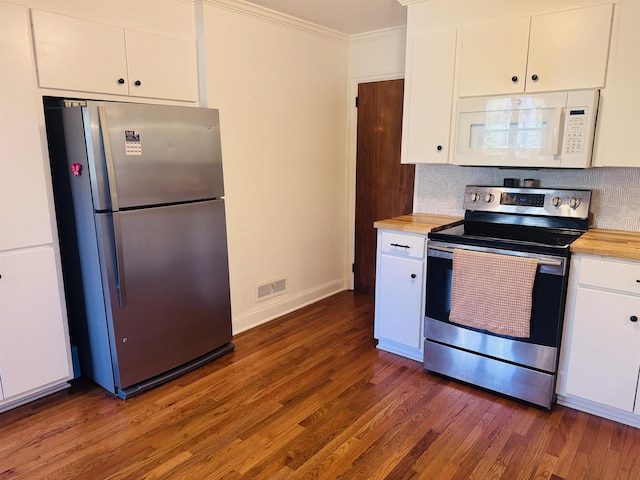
left=85, top=102, right=224, bottom=210
left=96, top=199, right=232, bottom=389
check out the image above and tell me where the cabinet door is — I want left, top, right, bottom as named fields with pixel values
left=565, top=287, right=640, bottom=412
left=31, top=9, right=129, bottom=95
left=458, top=16, right=530, bottom=97
left=401, top=29, right=457, bottom=164
left=0, top=3, right=52, bottom=251
left=125, top=29, right=198, bottom=102
left=375, top=254, right=424, bottom=349
left=0, top=248, right=72, bottom=399
left=526, top=3, right=614, bottom=93
left=593, top=1, right=640, bottom=167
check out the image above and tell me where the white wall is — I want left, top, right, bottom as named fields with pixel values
left=200, top=3, right=350, bottom=332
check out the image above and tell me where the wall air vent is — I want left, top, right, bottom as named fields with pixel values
left=255, top=277, right=287, bottom=302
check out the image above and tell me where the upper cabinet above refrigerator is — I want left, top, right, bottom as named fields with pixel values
left=30, top=9, right=198, bottom=102
left=458, top=3, right=614, bottom=97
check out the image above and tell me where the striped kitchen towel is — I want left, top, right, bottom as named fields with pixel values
left=449, top=248, right=537, bottom=338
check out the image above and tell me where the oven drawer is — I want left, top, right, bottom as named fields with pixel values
left=578, top=257, right=640, bottom=295
left=380, top=232, right=426, bottom=259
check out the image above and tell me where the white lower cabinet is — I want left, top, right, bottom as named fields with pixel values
left=559, top=255, right=640, bottom=426
left=374, top=231, right=427, bottom=361
left=0, top=248, right=72, bottom=407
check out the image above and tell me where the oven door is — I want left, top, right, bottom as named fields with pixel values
left=425, top=241, right=569, bottom=373
left=424, top=241, right=570, bottom=408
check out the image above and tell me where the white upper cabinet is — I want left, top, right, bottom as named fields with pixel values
left=401, top=28, right=457, bottom=164
left=459, top=16, right=529, bottom=97
left=593, top=0, right=640, bottom=167
left=459, top=3, right=614, bottom=97
left=31, top=10, right=198, bottom=102
left=124, top=29, right=198, bottom=102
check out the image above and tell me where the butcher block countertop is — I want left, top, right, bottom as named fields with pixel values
left=373, top=213, right=463, bottom=235
left=375, top=215, right=640, bottom=262
left=571, top=229, right=640, bottom=262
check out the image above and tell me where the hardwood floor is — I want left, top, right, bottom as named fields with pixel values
left=1, top=291, right=639, bottom=479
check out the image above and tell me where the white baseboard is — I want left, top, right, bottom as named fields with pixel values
left=556, top=394, right=640, bottom=429
left=376, top=339, right=423, bottom=363
left=232, top=279, right=346, bottom=335
left=0, top=382, right=70, bottom=413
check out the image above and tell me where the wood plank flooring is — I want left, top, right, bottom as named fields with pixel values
left=1, top=291, right=639, bottom=479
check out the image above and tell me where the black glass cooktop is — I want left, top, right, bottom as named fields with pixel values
left=429, top=221, right=585, bottom=256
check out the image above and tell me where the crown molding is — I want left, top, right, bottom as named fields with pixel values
left=198, top=0, right=350, bottom=45
left=350, top=25, right=406, bottom=45
left=397, top=0, right=429, bottom=5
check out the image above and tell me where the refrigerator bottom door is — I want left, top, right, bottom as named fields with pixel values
left=96, top=199, right=232, bottom=391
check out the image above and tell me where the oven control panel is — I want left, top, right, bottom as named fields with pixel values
left=463, top=186, right=591, bottom=219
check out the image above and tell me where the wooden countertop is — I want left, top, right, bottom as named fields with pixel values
left=374, top=213, right=463, bottom=235
left=375, top=215, right=640, bottom=262
left=571, top=229, right=640, bottom=262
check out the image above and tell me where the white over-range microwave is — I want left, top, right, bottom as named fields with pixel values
left=453, top=90, right=599, bottom=168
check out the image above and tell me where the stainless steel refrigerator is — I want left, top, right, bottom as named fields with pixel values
left=45, top=100, right=234, bottom=399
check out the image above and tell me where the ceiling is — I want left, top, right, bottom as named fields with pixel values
left=244, top=0, right=407, bottom=35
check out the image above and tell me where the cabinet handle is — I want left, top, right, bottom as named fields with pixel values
left=436, top=145, right=443, bottom=151
left=511, top=75, right=518, bottom=83
left=411, top=274, right=417, bottom=279
left=531, top=74, right=539, bottom=81
left=117, top=78, right=125, bottom=84
left=134, top=80, right=142, bottom=86
left=631, top=316, right=638, bottom=323
left=390, top=243, right=410, bottom=249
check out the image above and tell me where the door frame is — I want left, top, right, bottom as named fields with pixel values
left=346, top=72, right=405, bottom=291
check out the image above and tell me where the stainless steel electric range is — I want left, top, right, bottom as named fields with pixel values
left=424, top=185, right=591, bottom=408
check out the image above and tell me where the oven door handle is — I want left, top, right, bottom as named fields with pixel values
left=427, top=244, right=564, bottom=267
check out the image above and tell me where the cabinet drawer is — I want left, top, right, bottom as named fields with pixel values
left=380, top=232, right=426, bottom=259
left=579, top=257, right=640, bottom=294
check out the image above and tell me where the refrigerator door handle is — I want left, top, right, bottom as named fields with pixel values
left=97, top=106, right=120, bottom=211
left=112, top=212, right=127, bottom=307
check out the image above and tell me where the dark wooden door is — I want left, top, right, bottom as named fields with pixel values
left=354, top=79, right=414, bottom=295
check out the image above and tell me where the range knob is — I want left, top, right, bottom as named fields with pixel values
left=552, top=196, right=563, bottom=207
left=569, top=197, right=581, bottom=209
left=484, top=193, right=494, bottom=203
left=470, top=192, right=481, bottom=202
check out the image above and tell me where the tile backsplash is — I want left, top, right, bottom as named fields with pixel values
left=414, top=165, right=640, bottom=232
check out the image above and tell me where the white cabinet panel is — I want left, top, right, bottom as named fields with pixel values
left=31, top=9, right=129, bottom=96
left=459, top=16, right=530, bottom=97
left=401, top=29, right=457, bottom=164
left=376, top=254, right=424, bottom=350
left=526, top=4, right=614, bottom=94
left=593, top=0, right=640, bottom=167
left=125, top=30, right=198, bottom=102
left=565, top=287, right=640, bottom=412
left=0, top=2, right=53, bottom=251
left=0, top=248, right=72, bottom=399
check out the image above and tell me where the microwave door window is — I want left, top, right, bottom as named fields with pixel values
left=468, top=109, right=550, bottom=158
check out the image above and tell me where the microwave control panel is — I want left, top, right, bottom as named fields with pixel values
left=563, top=109, right=588, bottom=154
